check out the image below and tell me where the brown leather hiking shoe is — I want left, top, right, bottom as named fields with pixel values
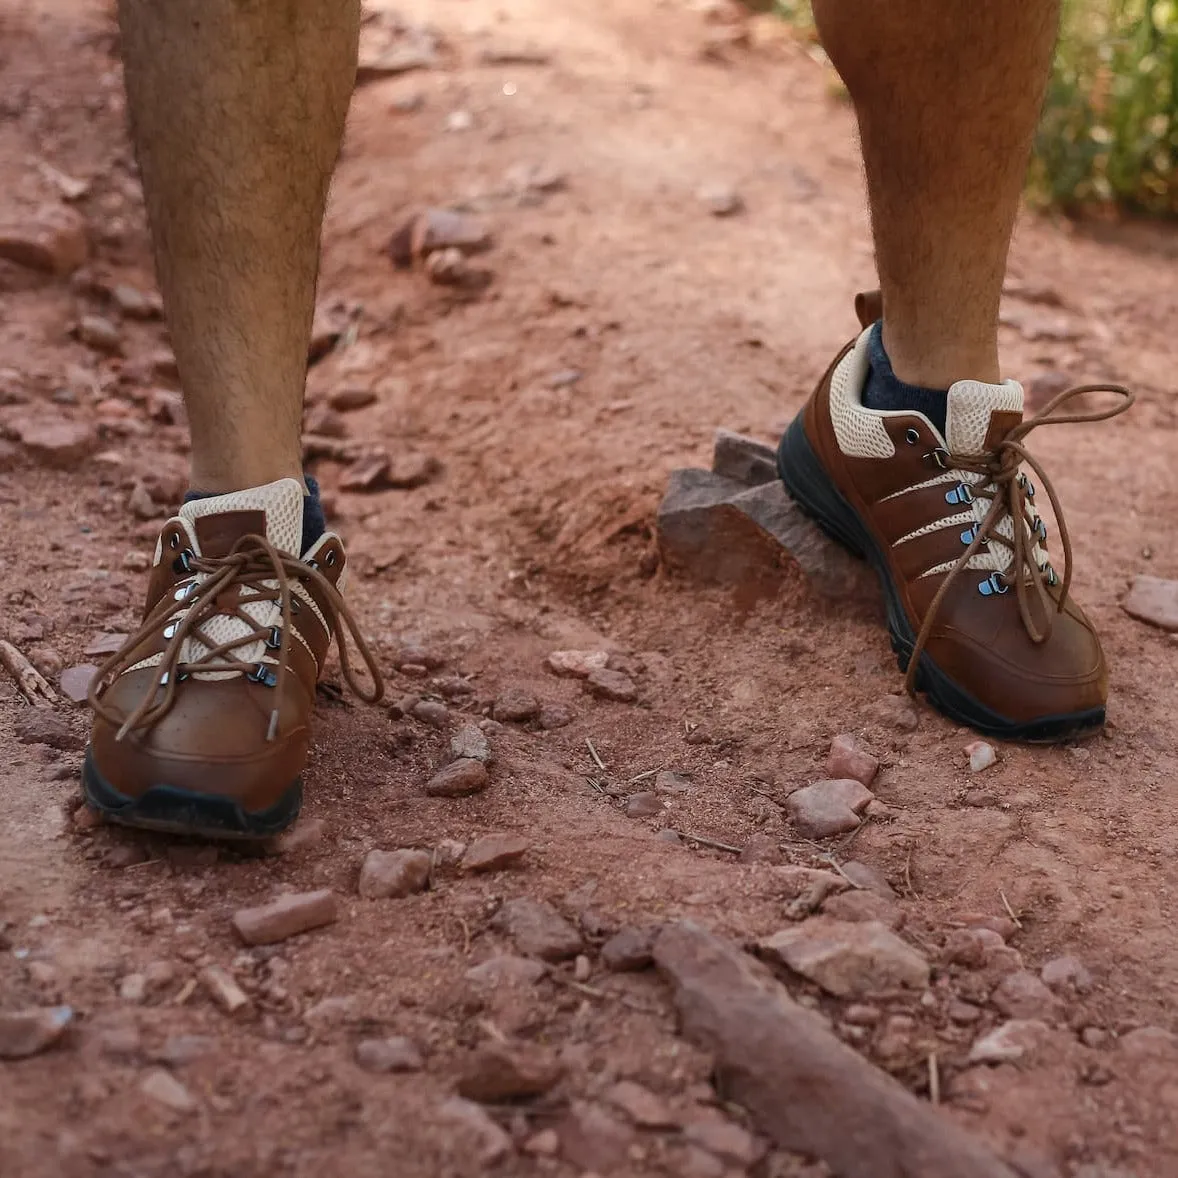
left=83, top=478, right=383, bottom=837
left=778, top=295, right=1133, bottom=743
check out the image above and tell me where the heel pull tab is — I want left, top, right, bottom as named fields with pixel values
left=854, top=289, right=882, bottom=329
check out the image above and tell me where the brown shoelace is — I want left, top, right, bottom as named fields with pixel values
left=88, top=534, right=384, bottom=742
left=904, top=382, right=1135, bottom=694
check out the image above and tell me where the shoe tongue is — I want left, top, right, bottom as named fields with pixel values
left=945, top=378, right=1025, bottom=455
left=178, top=477, right=305, bottom=558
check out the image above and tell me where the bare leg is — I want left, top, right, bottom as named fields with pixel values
left=118, top=0, right=359, bottom=492
left=813, top=0, right=1060, bottom=388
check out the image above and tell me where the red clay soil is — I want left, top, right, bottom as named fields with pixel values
left=2, top=2, right=1178, bottom=1176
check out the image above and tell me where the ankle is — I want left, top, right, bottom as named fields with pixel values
left=881, top=324, right=1001, bottom=388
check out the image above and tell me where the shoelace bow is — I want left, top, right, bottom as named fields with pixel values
left=88, top=533, right=384, bottom=741
left=904, top=382, right=1135, bottom=694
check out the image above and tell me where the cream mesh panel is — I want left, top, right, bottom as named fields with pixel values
left=945, top=379, right=1024, bottom=454
left=829, top=330, right=896, bottom=459
left=179, top=477, right=305, bottom=556
left=895, top=511, right=975, bottom=547
left=879, top=470, right=959, bottom=502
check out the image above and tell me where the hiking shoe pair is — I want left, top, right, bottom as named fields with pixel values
left=83, top=304, right=1131, bottom=837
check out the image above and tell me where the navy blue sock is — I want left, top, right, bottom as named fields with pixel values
left=182, top=475, right=326, bottom=556
left=861, top=321, right=948, bottom=437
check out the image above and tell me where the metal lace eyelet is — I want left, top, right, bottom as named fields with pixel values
left=325, top=550, right=337, bottom=566
left=291, top=598, right=302, bottom=614
left=169, top=533, right=180, bottom=550
left=306, top=558, right=319, bottom=571
left=925, top=447, right=950, bottom=470
left=248, top=663, right=278, bottom=688
left=945, top=483, right=974, bottom=507
left=163, top=622, right=178, bottom=640
left=265, top=626, right=283, bottom=651
left=173, top=582, right=194, bottom=602
left=1042, top=563, right=1059, bottom=587
left=172, top=549, right=193, bottom=575
left=1034, top=518, right=1048, bottom=543
left=960, top=525, right=987, bottom=547
left=1017, top=473, right=1036, bottom=499
left=978, top=571, right=1009, bottom=597
left=904, top=428, right=920, bottom=445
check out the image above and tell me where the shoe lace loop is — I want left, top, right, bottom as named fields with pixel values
left=904, top=383, right=1135, bottom=694
left=87, top=533, right=384, bottom=741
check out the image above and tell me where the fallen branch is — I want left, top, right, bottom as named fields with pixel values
left=0, top=640, right=58, bottom=707
left=653, top=922, right=1018, bottom=1178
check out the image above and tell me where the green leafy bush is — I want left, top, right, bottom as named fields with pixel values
left=1032, top=0, right=1178, bottom=215
left=770, top=0, right=1178, bottom=216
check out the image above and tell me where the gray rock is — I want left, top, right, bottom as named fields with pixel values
left=358, top=849, right=432, bottom=899
left=601, top=926, right=656, bottom=972
left=1122, top=575, right=1178, bottom=630
left=538, top=703, right=575, bottom=729
left=545, top=649, right=609, bottom=678
left=465, top=955, right=548, bottom=987
left=968, top=1019, right=1050, bottom=1065
left=450, top=723, right=491, bottom=763
left=425, top=758, right=489, bottom=797
left=492, top=687, right=540, bottom=722
left=839, top=860, right=895, bottom=897
left=656, top=468, right=874, bottom=603
left=821, top=888, right=901, bottom=929
left=786, top=778, right=873, bottom=839
left=493, top=898, right=583, bottom=961
left=0, top=1006, right=72, bottom=1059
left=355, top=1036, right=424, bottom=1073
left=759, top=917, right=929, bottom=997
left=655, top=770, right=693, bottom=795
left=871, top=693, right=919, bottom=731
left=412, top=699, right=449, bottom=728
left=232, top=889, right=338, bottom=944
left=712, top=429, right=778, bottom=487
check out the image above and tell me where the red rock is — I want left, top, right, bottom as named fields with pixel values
left=146, top=389, right=186, bottom=426
left=492, top=897, right=583, bottom=961
left=15, top=417, right=97, bottom=468
left=493, top=687, right=540, bottom=722
left=339, top=453, right=391, bottom=491
left=461, top=833, right=529, bottom=873
left=112, top=283, right=162, bottom=320
left=1122, top=575, right=1178, bottom=631
left=786, top=779, right=873, bottom=839
left=231, top=889, right=338, bottom=945
left=387, top=208, right=492, bottom=267
left=386, top=450, right=439, bottom=488
left=604, top=1080, right=678, bottom=1129
left=586, top=667, right=637, bottom=703
left=358, top=849, right=432, bottom=898
left=0, top=205, right=89, bottom=275
left=545, top=649, right=609, bottom=678
left=77, top=314, right=123, bottom=355
left=425, top=758, right=489, bottom=797
left=304, top=403, right=347, bottom=439
left=329, top=385, right=377, bottom=412
left=601, top=926, right=655, bottom=972
left=457, top=1040, right=563, bottom=1102
left=825, top=734, right=878, bottom=786
left=625, top=791, right=664, bottom=818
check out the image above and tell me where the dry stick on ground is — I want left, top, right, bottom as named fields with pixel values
left=675, top=831, right=742, bottom=855
left=999, top=889, right=1024, bottom=930
left=0, top=640, right=59, bottom=707
left=585, top=738, right=606, bottom=771
left=654, top=922, right=1018, bottom=1178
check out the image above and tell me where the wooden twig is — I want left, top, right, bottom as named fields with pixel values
left=676, top=831, right=742, bottom=855
left=0, top=640, right=58, bottom=707
left=999, top=889, right=1024, bottom=930
left=928, top=1053, right=941, bottom=1105
left=747, top=785, right=784, bottom=807
left=585, top=738, right=606, bottom=771
left=629, top=767, right=661, bottom=784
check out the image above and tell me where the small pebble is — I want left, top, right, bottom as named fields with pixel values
left=624, top=791, right=664, bottom=818
left=355, top=1036, right=424, bottom=1073
left=586, top=667, right=637, bottom=703
left=358, top=850, right=431, bottom=899
left=461, top=833, right=529, bottom=873
left=965, top=741, right=997, bottom=773
left=232, top=889, right=338, bottom=945
left=139, top=1068, right=196, bottom=1113
left=450, top=724, right=491, bottom=763
left=492, top=687, right=540, bottom=723
left=425, top=758, right=489, bottom=797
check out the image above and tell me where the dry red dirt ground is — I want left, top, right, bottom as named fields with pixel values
left=3, top=1, right=1178, bottom=1176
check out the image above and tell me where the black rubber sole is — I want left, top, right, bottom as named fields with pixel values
left=81, top=749, right=302, bottom=840
left=777, top=414, right=1104, bottom=744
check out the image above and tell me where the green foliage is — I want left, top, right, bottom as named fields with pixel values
left=1033, top=0, right=1178, bottom=215
left=771, top=0, right=1178, bottom=217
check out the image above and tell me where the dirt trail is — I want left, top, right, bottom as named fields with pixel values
left=3, top=1, right=1178, bottom=1175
